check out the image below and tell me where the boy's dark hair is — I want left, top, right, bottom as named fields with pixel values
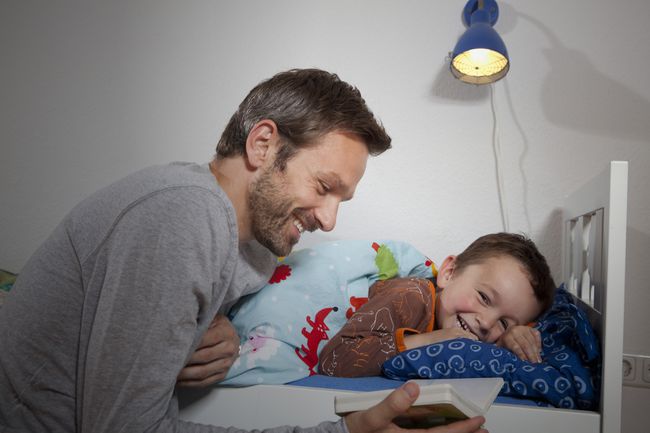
left=216, top=68, right=391, bottom=170
left=455, top=232, right=556, bottom=313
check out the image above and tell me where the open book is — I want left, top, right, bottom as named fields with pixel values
left=334, top=378, right=504, bottom=427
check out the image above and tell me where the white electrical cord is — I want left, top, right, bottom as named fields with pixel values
left=489, top=84, right=510, bottom=232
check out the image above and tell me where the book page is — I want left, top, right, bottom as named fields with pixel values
left=413, top=378, right=504, bottom=413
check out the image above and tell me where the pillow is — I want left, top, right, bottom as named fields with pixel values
left=221, top=240, right=435, bottom=386
left=382, top=286, right=600, bottom=410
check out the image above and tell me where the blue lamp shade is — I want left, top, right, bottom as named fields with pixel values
left=451, top=0, right=509, bottom=85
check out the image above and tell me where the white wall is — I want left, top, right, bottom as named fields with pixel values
left=1, top=0, right=648, bottom=431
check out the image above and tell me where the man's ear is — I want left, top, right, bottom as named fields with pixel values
left=245, top=119, right=280, bottom=169
left=436, top=255, right=457, bottom=289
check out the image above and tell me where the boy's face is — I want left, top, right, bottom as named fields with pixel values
left=435, top=255, right=542, bottom=344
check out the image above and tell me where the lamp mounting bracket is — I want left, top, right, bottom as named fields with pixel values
left=462, top=0, right=499, bottom=27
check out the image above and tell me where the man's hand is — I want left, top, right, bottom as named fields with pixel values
left=344, top=381, right=488, bottom=433
left=177, top=315, right=240, bottom=387
left=497, top=325, right=542, bottom=363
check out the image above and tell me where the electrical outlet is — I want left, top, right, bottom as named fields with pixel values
left=643, top=358, right=650, bottom=383
left=623, top=354, right=650, bottom=388
left=623, top=355, right=636, bottom=383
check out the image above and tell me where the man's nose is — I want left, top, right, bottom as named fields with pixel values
left=314, top=199, right=340, bottom=232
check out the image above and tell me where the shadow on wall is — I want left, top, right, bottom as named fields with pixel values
left=538, top=208, right=563, bottom=281
left=430, top=3, right=650, bottom=144
left=429, top=62, right=490, bottom=102
left=521, top=10, right=650, bottom=144
left=623, top=226, right=650, bottom=353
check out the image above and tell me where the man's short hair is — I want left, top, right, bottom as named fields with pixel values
left=216, top=68, right=391, bottom=169
left=454, top=232, right=556, bottom=313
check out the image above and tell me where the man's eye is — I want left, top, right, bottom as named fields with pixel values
left=319, top=181, right=330, bottom=194
left=478, top=291, right=490, bottom=305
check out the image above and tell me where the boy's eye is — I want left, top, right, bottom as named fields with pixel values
left=478, top=291, right=490, bottom=305
left=500, top=319, right=509, bottom=330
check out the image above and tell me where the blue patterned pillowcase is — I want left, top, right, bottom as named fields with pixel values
left=382, top=287, right=600, bottom=410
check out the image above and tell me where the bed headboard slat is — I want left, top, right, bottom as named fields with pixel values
left=562, top=161, right=628, bottom=433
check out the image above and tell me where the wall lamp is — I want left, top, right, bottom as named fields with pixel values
left=450, top=0, right=509, bottom=84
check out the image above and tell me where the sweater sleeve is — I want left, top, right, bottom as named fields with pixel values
left=76, top=187, right=230, bottom=432
left=318, top=278, right=435, bottom=378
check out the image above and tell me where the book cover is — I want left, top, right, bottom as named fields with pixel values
left=334, top=377, right=503, bottom=427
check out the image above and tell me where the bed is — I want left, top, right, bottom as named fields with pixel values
left=177, top=161, right=628, bottom=433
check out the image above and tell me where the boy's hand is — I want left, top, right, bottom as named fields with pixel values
left=404, top=329, right=478, bottom=350
left=345, top=381, right=488, bottom=433
left=496, top=325, right=542, bottom=363
left=177, top=315, right=240, bottom=387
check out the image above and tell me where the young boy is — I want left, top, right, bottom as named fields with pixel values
left=318, top=232, right=556, bottom=377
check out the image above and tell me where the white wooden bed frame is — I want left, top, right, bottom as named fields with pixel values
left=178, top=161, right=628, bottom=433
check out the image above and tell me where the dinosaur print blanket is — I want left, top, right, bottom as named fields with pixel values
left=221, top=240, right=435, bottom=386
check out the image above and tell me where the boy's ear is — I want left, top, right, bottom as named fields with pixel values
left=436, top=255, right=457, bottom=289
left=245, top=119, right=280, bottom=169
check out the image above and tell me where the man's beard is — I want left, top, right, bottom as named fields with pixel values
left=248, top=167, right=310, bottom=257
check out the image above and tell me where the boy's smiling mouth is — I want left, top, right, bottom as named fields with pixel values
left=456, top=314, right=478, bottom=339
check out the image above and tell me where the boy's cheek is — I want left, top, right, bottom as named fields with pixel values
left=454, top=297, right=478, bottom=313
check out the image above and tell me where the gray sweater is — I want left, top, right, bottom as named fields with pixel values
left=0, top=162, right=347, bottom=433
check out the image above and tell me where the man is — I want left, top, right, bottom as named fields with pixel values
left=0, top=69, right=487, bottom=433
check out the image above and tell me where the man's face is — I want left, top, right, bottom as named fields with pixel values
left=435, top=255, right=541, bottom=343
left=248, top=131, right=369, bottom=257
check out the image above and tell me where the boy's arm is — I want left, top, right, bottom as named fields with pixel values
left=318, top=278, right=433, bottom=377
left=402, top=327, right=479, bottom=349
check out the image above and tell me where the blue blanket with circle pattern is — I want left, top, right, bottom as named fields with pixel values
left=382, top=286, right=601, bottom=410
